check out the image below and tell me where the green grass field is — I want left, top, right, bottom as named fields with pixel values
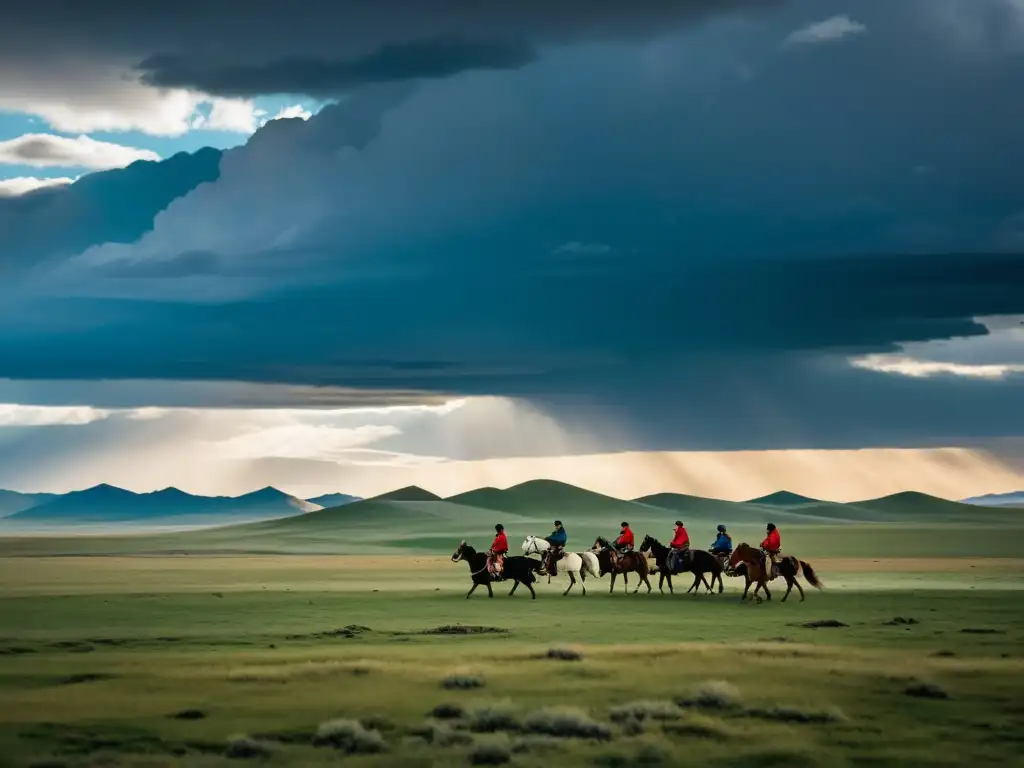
left=1, top=554, right=1023, bottom=767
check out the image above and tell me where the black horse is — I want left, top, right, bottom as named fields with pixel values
left=451, top=541, right=543, bottom=599
left=639, top=535, right=723, bottom=595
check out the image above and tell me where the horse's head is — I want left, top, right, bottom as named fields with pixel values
left=451, top=540, right=468, bottom=562
left=521, top=536, right=548, bottom=556
left=592, top=536, right=608, bottom=551
left=639, top=535, right=654, bottom=553
left=730, top=543, right=754, bottom=568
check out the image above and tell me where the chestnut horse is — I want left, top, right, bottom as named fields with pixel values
left=729, top=542, right=823, bottom=603
left=592, top=537, right=653, bottom=594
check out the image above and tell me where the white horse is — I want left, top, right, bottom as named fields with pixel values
left=521, top=535, right=601, bottom=596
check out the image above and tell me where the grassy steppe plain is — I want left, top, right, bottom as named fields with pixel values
left=1, top=551, right=1023, bottom=768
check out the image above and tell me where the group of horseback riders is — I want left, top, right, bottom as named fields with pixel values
left=485, top=519, right=785, bottom=579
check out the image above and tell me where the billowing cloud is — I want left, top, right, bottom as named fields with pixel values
left=1, top=1, right=1023, bottom=457
left=0, top=404, right=111, bottom=427
left=0, top=134, right=160, bottom=170
left=0, top=176, right=75, bottom=197
left=139, top=38, right=538, bottom=99
left=782, top=15, right=866, bottom=48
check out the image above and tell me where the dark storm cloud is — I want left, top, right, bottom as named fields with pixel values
left=0, top=1, right=775, bottom=85
left=0, top=148, right=221, bottom=273
left=138, top=38, right=538, bottom=98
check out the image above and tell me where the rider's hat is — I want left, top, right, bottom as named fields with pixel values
left=674, top=520, right=683, bottom=527
left=766, top=523, right=776, bottom=531
left=554, top=520, right=562, bottom=526
left=495, top=523, right=504, bottom=532
left=620, top=521, right=629, bottom=527
left=717, top=524, right=726, bottom=532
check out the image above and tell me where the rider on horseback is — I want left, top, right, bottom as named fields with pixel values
left=710, top=525, right=733, bottom=555
left=669, top=520, right=690, bottom=571
left=545, top=520, right=567, bottom=553
left=761, top=523, right=782, bottom=579
left=488, top=524, right=509, bottom=578
left=610, top=522, right=634, bottom=567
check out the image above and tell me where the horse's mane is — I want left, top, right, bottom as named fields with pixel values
left=594, top=536, right=610, bottom=547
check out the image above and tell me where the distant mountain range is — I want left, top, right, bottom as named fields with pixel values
left=1, top=478, right=1019, bottom=533
left=961, top=490, right=1024, bottom=508
left=0, top=485, right=361, bottom=527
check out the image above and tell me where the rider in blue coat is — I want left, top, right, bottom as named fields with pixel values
left=545, top=520, right=567, bottom=550
left=710, top=525, right=733, bottom=554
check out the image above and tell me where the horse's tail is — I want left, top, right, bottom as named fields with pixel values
left=581, top=552, right=601, bottom=578
left=799, top=560, right=823, bottom=589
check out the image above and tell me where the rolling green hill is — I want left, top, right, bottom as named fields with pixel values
left=746, top=490, right=822, bottom=505
left=0, top=481, right=1019, bottom=558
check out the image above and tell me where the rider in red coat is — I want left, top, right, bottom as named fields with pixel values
left=488, top=524, right=509, bottom=576
left=669, top=521, right=690, bottom=571
left=615, top=522, right=634, bottom=551
left=761, top=523, right=781, bottom=578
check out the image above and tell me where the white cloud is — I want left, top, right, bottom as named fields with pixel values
left=0, top=134, right=159, bottom=170
left=850, top=315, right=1024, bottom=379
left=213, top=423, right=402, bottom=462
left=271, top=104, right=314, bottom=122
left=782, top=15, right=867, bottom=48
left=851, top=355, right=1024, bottom=379
left=191, top=98, right=266, bottom=133
left=0, top=404, right=112, bottom=427
left=0, top=176, right=75, bottom=197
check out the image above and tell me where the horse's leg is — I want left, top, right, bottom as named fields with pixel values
left=563, top=571, right=576, bottom=596
left=701, top=572, right=714, bottom=593
left=716, top=572, right=724, bottom=594
left=486, top=581, right=494, bottom=598
left=741, top=575, right=751, bottom=601
left=781, top=575, right=793, bottom=603
left=658, top=571, right=665, bottom=593
left=609, top=573, right=617, bottom=594
left=666, top=572, right=673, bottom=595
left=527, top=580, right=537, bottom=599
left=623, top=572, right=629, bottom=593
left=795, top=577, right=806, bottom=602
left=687, top=573, right=700, bottom=594
left=763, top=581, right=772, bottom=601
left=509, top=580, right=519, bottom=596
left=466, top=582, right=479, bottom=599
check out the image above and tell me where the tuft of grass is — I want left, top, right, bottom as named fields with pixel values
left=466, top=701, right=521, bottom=733
left=170, top=709, right=206, bottom=720
left=675, top=680, right=741, bottom=710
left=313, top=719, right=386, bottom=753
left=28, top=760, right=70, bottom=768
left=905, top=680, right=950, bottom=700
left=620, top=715, right=644, bottom=735
left=800, top=620, right=848, bottom=629
left=521, top=707, right=612, bottom=740
left=408, top=720, right=473, bottom=747
left=609, top=700, right=682, bottom=723
left=431, top=703, right=466, bottom=720
left=224, top=735, right=275, bottom=759
left=546, top=646, right=583, bottom=661
left=444, top=674, right=486, bottom=690
left=470, top=741, right=512, bottom=765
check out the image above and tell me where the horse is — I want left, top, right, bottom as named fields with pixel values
left=451, top=541, right=543, bottom=599
left=638, top=535, right=723, bottom=595
left=591, top=537, right=653, bottom=594
left=521, top=536, right=600, bottom=596
left=729, top=542, right=823, bottom=603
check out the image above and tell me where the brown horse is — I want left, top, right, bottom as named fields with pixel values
left=592, top=537, right=653, bottom=594
left=729, top=542, right=823, bottom=603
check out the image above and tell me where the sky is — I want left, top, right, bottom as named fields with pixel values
left=1, top=0, right=1023, bottom=501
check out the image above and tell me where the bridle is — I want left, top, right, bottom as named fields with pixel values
left=523, top=537, right=546, bottom=557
